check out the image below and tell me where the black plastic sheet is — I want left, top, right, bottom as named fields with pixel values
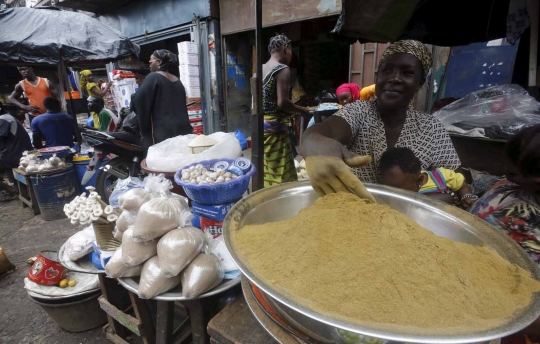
left=0, top=7, right=139, bottom=65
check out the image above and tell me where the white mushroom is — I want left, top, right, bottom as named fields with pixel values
left=104, top=205, right=114, bottom=215
left=107, top=214, right=118, bottom=222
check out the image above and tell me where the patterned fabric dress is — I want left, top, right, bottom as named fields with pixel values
left=262, top=64, right=298, bottom=188
left=470, top=178, right=540, bottom=264
left=335, top=99, right=461, bottom=183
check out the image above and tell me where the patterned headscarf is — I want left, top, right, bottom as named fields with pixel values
left=378, top=40, right=432, bottom=78
left=152, top=49, right=179, bottom=73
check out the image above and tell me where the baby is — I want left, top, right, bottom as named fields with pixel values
left=379, top=147, right=478, bottom=208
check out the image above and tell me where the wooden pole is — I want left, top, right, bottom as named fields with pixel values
left=251, top=0, right=264, bottom=191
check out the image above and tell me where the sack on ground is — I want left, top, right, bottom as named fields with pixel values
left=181, top=253, right=224, bottom=298
left=157, top=227, right=205, bottom=277
left=119, top=188, right=152, bottom=213
left=65, top=226, right=96, bottom=261
left=133, top=196, right=187, bottom=241
left=138, top=256, right=182, bottom=299
left=105, top=247, right=143, bottom=278
left=122, top=227, right=158, bottom=266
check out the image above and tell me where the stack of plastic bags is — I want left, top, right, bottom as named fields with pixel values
left=105, top=174, right=225, bottom=299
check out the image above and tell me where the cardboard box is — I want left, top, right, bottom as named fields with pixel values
left=181, top=76, right=200, bottom=87
left=186, top=97, right=201, bottom=104
left=199, top=217, right=223, bottom=238
left=178, top=53, right=199, bottom=66
left=192, top=121, right=203, bottom=127
left=178, top=41, right=198, bottom=55
left=118, top=85, right=134, bottom=97
left=191, top=201, right=237, bottom=221
left=179, top=65, right=200, bottom=77
left=185, top=87, right=201, bottom=98
left=188, top=109, right=202, bottom=115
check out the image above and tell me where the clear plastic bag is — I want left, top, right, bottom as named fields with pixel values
left=109, top=177, right=144, bottom=208
left=119, top=188, right=152, bottom=213
left=132, top=196, right=187, bottom=241
left=105, top=247, right=143, bottom=278
left=434, top=84, right=540, bottom=139
left=121, top=227, right=158, bottom=266
left=65, top=226, right=96, bottom=261
left=209, top=235, right=240, bottom=279
left=181, top=252, right=224, bottom=298
left=146, top=132, right=242, bottom=172
left=138, top=256, right=182, bottom=299
left=157, top=226, right=205, bottom=277
left=116, top=211, right=136, bottom=233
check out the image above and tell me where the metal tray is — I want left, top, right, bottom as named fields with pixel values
left=117, top=275, right=241, bottom=301
left=58, top=239, right=105, bottom=275
left=223, top=181, right=540, bottom=343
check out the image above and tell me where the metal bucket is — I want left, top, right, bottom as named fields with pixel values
left=28, top=290, right=107, bottom=332
left=30, top=167, right=79, bottom=221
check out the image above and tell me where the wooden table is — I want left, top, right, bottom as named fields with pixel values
left=12, top=168, right=40, bottom=215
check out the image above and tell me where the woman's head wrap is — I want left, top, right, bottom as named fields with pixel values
left=336, top=83, right=361, bottom=101
left=79, top=70, right=92, bottom=91
left=152, top=50, right=179, bottom=73
left=378, top=40, right=432, bottom=78
left=268, top=34, right=291, bottom=54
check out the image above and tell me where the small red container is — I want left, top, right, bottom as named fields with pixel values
left=28, top=251, right=67, bottom=286
left=200, top=216, right=223, bottom=238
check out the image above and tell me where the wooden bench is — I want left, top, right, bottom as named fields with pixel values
left=12, top=168, right=40, bottom=215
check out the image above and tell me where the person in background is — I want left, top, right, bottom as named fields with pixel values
left=80, top=70, right=112, bottom=98
left=9, top=66, right=59, bottom=118
left=379, top=147, right=476, bottom=208
left=262, top=33, right=309, bottom=187
left=87, top=96, right=117, bottom=132
left=0, top=103, right=33, bottom=197
left=31, top=97, right=80, bottom=149
left=301, top=40, right=460, bottom=197
left=131, top=49, right=192, bottom=154
left=469, top=125, right=540, bottom=343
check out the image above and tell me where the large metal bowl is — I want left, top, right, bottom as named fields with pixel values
left=222, top=181, right=540, bottom=343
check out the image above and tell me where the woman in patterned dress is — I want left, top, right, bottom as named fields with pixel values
left=471, top=125, right=540, bottom=344
left=262, top=34, right=309, bottom=188
left=301, top=40, right=460, bottom=197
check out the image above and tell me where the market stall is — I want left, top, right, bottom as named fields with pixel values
left=36, top=132, right=254, bottom=343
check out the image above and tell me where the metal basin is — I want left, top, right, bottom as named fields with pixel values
left=223, top=181, right=540, bottom=343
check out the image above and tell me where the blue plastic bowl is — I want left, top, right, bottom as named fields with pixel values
left=174, top=158, right=255, bottom=205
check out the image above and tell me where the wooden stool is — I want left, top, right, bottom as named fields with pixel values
left=12, top=168, right=40, bottom=215
left=208, top=295, right=278, bottom=344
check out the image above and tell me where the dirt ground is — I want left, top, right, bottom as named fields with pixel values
left=0, top=200, right=109, bottom=344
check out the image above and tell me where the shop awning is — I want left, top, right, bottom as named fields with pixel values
left=0, top=6, right=140, bottom=65
left=55, top=0, right=133, bottom=15
left=332, top=0, right=527, bottom=46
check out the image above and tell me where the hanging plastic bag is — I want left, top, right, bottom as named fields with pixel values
left=434, top=84, right=540, bottom=139
left=157, top=226, right=205, bottom=277
left=121, top=227, right=158, bottom=266
left=105, top=247, right=143, bottom=278
left=109, top=177, right=144, bottom=208
left=65, top=226, right=96, bottom=261
left=146, top=132, right=242, bottom=172
left=181, top=252, right=224, bottom=298
left=132, top=196, right=187, bottom=241
left=138, top=256, right=182, bottom=299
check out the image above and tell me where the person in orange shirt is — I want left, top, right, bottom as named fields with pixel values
left=9, top=66, right=59, bottom=119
